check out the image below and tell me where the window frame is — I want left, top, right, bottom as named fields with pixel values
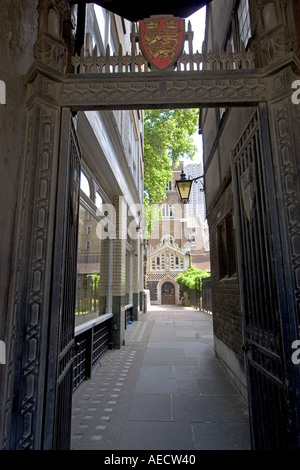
left=161, top=204, right=174, bottom=219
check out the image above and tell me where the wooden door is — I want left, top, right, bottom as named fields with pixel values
left=162, top=282, right=175, bottom=305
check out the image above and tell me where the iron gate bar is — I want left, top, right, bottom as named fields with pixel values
left=258, top=103, right=300, bottom=448
left=40, top=110, right=78, bottom=450
left=41, top=111, right=81, bottom=450
left=231, top=108, right=297, bottom=449
left=92, top=323, right=110, bottom=367
left=73, top=335, right=88, bottom=390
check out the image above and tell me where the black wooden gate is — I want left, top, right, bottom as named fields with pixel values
left=43, top=110, right=81, bottom=450
left=232, top=108, right=296, bottom=449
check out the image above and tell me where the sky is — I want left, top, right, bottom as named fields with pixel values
left=185, top=6, right=207, bottom=166
left=186, top=6, right=206, bottom=53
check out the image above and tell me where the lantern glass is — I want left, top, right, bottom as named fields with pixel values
left=176, top=179, right=193, bottom=204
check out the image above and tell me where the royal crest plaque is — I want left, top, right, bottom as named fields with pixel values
left=139, top=16, right=185, bottom=70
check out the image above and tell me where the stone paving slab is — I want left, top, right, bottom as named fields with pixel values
left=142, top=348, right=199, bottom=366
left=71, top=305, right=251, bottom=451
left=135, top=368, right=198, bottom=394
left=172, top=394, right=249, bottom=423
left=192, top=422, right=251, bottom=450
left=118, top=422, right=195, bottom=450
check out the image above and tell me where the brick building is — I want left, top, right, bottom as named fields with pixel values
left=146, top=162, right=209, bottom=305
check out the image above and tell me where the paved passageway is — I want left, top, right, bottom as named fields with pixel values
left=71, top=306, right=250, bottom=450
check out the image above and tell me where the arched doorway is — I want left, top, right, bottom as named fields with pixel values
left=161, top=282, right=175, bottom=305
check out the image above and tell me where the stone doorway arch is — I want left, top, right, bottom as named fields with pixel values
left=161, top=281, right=176, bottom=305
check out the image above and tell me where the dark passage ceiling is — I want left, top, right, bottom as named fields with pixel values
left=70, top=1, right=211, bottom=22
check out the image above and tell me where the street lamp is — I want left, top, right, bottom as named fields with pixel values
left=175, top=170, right=204, bottom=204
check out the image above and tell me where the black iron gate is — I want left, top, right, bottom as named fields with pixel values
left=232, top=108, right=296, bottom=449
left=43, top=110, right=81, bottom=449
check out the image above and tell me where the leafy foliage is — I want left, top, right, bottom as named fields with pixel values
left=176, top=266, right=210, bottom=292
left=144, top=109, right=199, bottom=206
left=143, top=108, right=199, bottom=234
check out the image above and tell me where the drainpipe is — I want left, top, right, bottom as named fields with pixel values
left=106, top=238, right=113, bottom=313
left=129, top=250, right=133, bottom=305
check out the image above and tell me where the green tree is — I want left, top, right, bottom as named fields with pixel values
left=143, top=109, right=199, bottom=234
left=176, top=266, right=210, bottom=292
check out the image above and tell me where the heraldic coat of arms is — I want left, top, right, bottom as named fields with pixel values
left=139, top=16, right=185, bottom=70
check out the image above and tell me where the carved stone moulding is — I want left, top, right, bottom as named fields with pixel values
left=25, top=66, right=62, bottom=107
left=10, top=100, right=63, bottom=450
left=60, top=73, right=267, bottom=110
left=34, top=0, right=72, bottom=71
left=37, top=0, right=71, bottom=38
left=256, top=0, right=294, bottom=66
left=34, top=32, right=66, bottom=71
left=266, top=66, right=300, bottom=103
left=261, top=25, right=293, bottom=66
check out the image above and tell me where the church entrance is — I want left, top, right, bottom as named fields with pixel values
left=161, top=282, right=176, bottom=305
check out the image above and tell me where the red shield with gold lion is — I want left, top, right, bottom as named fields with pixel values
left=139, top=17, right=185, bottom=70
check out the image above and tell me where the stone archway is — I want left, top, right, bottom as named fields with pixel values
left=156, top=277, right=181, bottom=305
left=161, top=281, right=176, bottom=305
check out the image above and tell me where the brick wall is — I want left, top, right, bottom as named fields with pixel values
left=207, top=181, right=244, bottom=362
left=147, top=281, right=158, bottom=302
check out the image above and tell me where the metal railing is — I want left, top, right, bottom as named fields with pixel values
left=73, top=313, right=112, bottom=391
left=71, top=42, right=255, bottom=75
left=189, top=288, right=200, bottom=310
left=202, top=277, right=212, bottom=313
left=71, top=23, right=255, bottom=75
left=187, top=277, right=212, bottom=313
